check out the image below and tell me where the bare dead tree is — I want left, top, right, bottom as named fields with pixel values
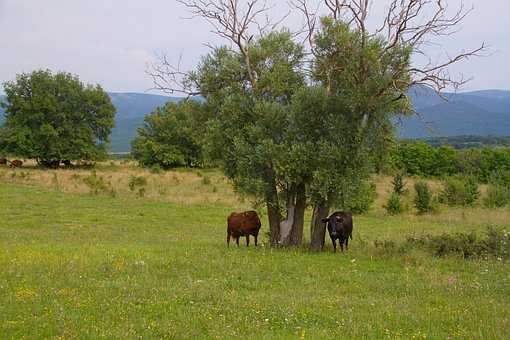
left=291, top=0, right=486, bottom=94
left=147, top=0, right=287, bottom=96
left=146, top=53, right=201, bottom=97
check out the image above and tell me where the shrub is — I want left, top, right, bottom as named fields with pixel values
left=201, top=176, right=211, bottom=185
left=484, top=184, right=510, bottom=208
left=131, top=101, right=204, bottom=169
left=403, top=227, right=510, bottom=260
left=83, top=171, right=110, bottom=195
left=128, top=176, right=148, bottom=192
left=391, top=172, right=406, bottom=196
left=344, top=182, right=377, bottom=214
left=384, top=193, right=405, bottom=215
left=439, top=176, right=480, bottom=206
left=150, top=164, right=162, bottom=174
left=414, top=181, right=434, bottom=214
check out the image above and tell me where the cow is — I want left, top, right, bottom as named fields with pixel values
left=321, top=211, right=353, bottom=252
left=227, top=210, right=262, bottom=247
left=0, top=158, right=7, bottom=165
left=9, top=160, right=23, bottom=168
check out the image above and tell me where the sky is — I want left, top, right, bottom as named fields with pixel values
left=0, top=0, right=508, bottom=94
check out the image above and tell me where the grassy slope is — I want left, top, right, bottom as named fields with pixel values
left=1, top=168, right=510, bottom=338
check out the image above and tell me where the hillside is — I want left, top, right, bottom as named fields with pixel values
left=2, top=89, right=510, bottom=152
left=399, top=87, right=510, bottom=138
left=108, top=93, right=180, bottom=152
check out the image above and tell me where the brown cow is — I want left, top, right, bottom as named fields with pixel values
left=9, top=160, right=23, bottom=168
left=227, top=211, right=261, bottom=247
left=0, top=158, right=7, bottom=165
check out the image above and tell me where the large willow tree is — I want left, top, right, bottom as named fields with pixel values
left=149, top=0, right=484, bottom=248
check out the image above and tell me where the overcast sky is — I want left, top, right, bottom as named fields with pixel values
left=1, top=0, right=508, bottom=94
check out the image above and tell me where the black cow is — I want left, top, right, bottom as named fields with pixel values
left=321, top=211, right=353, bottom=252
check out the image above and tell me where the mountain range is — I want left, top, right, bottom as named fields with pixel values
left=1, top=87, right=509, bottom=152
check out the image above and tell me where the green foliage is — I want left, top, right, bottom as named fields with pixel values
left=0, top=69, right=115, bottom=163
left=391, top=172, right=407, bottom=196
left=131, top=101, right=204, bottom=169
left=414, top=181, right=434, bottom=214
left=392, top=142, right=510, bottom=182
left=483, top=171, right=510, bottom=208
left=439, top=176, right=480, bottom=206
left=83, top=171, right=111, bottom=195
left=404, top=227, right=510, bottom=260
left=384, top=193, right=405, bottom=215
left=128, top=175, right=148, bottom=192
left=340, top=181, right=377, bottom=214
left=201, top=176, right=211, bottom=185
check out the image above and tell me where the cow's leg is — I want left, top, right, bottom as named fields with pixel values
left=254, top=233, right=258, bottom=246
left=236, top=237, right=240, bottom=247
left=246, top=235, right=250, bottom=247
left=331, top=238, right=337, bottom=253
left=345, top=237, right=349, bottom=251
left=339, top=239, right=344, bottom=252
left=227, top=232, right=231, bottom=247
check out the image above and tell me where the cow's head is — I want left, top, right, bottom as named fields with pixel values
left=321, top=215, right=343, bottom=236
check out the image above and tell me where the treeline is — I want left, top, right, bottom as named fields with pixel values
left=390, top=142, right=510, bottom=182
left=407, top=136, right=510, bottom=149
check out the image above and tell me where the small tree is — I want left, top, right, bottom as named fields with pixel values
left=414, top=181, right=434, bottom=214
left=131, top=101, right=204, bottom=169
left=0, top=70, right=115, bottom=166
left=392, top=172, right=407, bottom=196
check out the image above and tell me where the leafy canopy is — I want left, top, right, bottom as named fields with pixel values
left=0, top=70, right=115, bottom=162
left=131, top=100, right=204, bottom=168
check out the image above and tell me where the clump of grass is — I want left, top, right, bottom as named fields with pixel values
left=150, top=164, right=162, bottom=174
left=52, top=173, right=59, bottom=190
left=201, top=176, right=211, bottom=185
left=128, top=175, right=148, bottom=198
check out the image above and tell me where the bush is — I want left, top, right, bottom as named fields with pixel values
left=128, top=176, right=147, bottom=191
left=484, top=185, right=510, bottom=208
left=391, top=172, right=406, bottom=195
left=83, top=171, right=110, bottom=195
left=131, top=101, right=204, bottom=169
left=201, top=176, right=211, bottom=185
left=439, top=176, right=480, bottom=206
left=344, top=182, right=377, bottom=214
left=414, top=181, right=434, bottom=214
left=384, top=193, right=405, bottom=215
left=404, top=227, right=510, bottom=260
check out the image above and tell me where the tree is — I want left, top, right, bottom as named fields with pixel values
left=0, top=70, right=115, bottom=166
left=149, top=0, right=484, bottom=249
left=131, top=101, right=205, bottom=169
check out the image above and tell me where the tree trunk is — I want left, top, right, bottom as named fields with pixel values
left=264, top=167, right=281, bottom=247
left=288, top=182, right=306, bottom=246
left=280, top=182, right=306, bottom=247
left=309, top=200, right=330, bottom=251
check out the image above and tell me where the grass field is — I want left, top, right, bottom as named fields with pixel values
left=1, top=163, right=509, bottom=339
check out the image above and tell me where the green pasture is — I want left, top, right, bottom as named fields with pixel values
left=1, top=182, right=509, bottom=339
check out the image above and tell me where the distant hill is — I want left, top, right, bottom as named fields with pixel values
left=400, top=87, right=510, bottom=138
left=1, top=88, right=510, bottom=152
left=108, top=93, right=180, bottom=152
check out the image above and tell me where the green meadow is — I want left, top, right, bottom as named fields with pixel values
left=1, top=164, right=509, bottom=339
